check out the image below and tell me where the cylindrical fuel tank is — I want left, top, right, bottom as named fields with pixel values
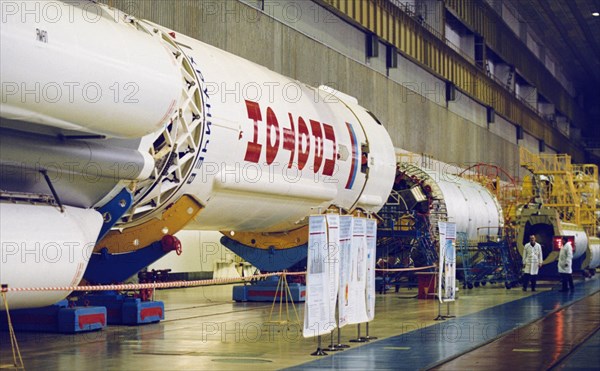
left=397, top=164, right=504, bottom=240
left=0, top=203, right=102, bottom=309
left=0, top=127, right=155, bottom=208
left=0, top=1, right=398, bottom=308
left=0, top=1, right=396, bottom=234
left=114, top=20, right=396, bottom=233
left=516, top=206, right=587, bottom=264
left=0, top=1, right=181, bottom=138
left=582, top=237, right=600, bottom=270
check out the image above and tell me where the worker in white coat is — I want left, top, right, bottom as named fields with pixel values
left=522, top=234, right=543, bottom=291
left=558, top=237, right=574, bottom=292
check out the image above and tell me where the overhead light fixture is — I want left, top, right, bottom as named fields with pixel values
left=593, top=12, right=600, bottom=16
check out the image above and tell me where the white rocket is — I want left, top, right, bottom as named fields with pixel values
left=0, top=1, right=396, bottom=309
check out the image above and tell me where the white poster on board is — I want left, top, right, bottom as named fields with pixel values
left=438, top=221, right=447, bottom=237
left=347, top=217, right=368, bottom=325
left=326, top=214, right=341, bottom=326
left=445, top=222, right=456, bottom=240
left=303, top=215, right=333, bottom=337
left=438, top=222, right=457, bottom=303
left=337, top=215, right=353, bottom=328
left=365, top=218, right=377, bottom=321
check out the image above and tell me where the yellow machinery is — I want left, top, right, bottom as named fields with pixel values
left=518, top=147, right=599, bottom=272
left=519, top=147, right=598, bottom=238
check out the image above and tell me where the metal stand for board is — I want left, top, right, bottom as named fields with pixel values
left=364, top=322, right=377, bottom=340
left=349, top=324, right=368, bottom=342
left=311, top=335, right=328, bottom=356
left=335, top=325, right=350, bottom=348
left=434, top=299, right=446, bottom=321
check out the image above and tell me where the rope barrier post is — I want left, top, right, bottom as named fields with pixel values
left=266, top=271, right=301, bottom=328
left=1, top=284, right=25, bottom=370
left=267, top=273, right=284, bottom=323
left=282, top=272, right=301, bottom=326
left=283, top=273, right=295, bottom=324
left=151, top=277, right=156, bottom=302
left=278, top=273, right=284, bottom=320
left=310, top=335, right=328, bottom=356
left=349, top=324, right=367, bottom=342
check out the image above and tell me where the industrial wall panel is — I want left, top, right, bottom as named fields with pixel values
left=444, top=0, right=580, bottom=127
left=522, top=131, right=541, bottom=154
left=448, top=92, right=487, bottom=128
left=490, top=114, right=518, bottom=146
left=369, top=40, right=389, bottom=74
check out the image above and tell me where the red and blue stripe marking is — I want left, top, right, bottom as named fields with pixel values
left=345, top=122, right=359, bottom=189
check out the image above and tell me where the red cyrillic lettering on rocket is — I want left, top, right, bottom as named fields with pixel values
left=310, top=119, right=323, bottom=173
left=284, top=113, right=297, bottom=168
left=265, top=107, right=280, bottom=165
left=244, top=100, right=262, bottom=163
left=297, top=117, right=310, bottom=170
left=322, top=123, right=336, bottom=176
left=242, top=100, right=339, bottom=176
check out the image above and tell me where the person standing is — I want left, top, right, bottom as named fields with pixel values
left=522, top=235, right=543, bottom=291
left=558, top=237, right=574, bottom=292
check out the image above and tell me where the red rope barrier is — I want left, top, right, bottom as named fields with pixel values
left=375, top=264, right=437, bottom=272
left=4, top=265, right=437, bottom=292
left=4, top=271, right=303, bottom=292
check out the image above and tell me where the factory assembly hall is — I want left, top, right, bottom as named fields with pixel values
left=1, top=0, right=599, bottom=370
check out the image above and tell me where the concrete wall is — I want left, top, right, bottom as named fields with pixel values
left=104, top=0, right=520, bottom=175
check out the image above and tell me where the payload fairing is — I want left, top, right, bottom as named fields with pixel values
left=0, top=1, right=396, bottom=308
